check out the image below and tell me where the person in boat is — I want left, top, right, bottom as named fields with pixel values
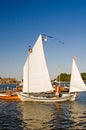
left=55, top=85, right=61, bottom=98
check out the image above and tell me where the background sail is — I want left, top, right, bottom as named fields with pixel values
left=23, top=34, right=53, bottom=93
left=70, top=59, right=86, bottom=93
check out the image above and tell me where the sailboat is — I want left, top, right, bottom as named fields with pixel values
left=17, top=34, right=70, bottom=102
left=69, top=58, right=86, bottom=101
left=17, top=34, right=86, bottom=102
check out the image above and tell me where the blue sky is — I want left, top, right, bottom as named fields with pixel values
left=0, top=0, right=86, bottom=80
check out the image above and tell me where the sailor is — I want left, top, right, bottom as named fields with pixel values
left=55, top=85, right=60, bottom=98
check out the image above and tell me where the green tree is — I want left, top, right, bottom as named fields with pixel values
left=81, top=73, right=86, bottom=81
left=57, top=73, right=71, bottom=82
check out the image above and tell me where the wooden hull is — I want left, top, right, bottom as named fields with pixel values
left=17, top=92, right=73, bottom=103
left=0, top=94, right=20, bottom=101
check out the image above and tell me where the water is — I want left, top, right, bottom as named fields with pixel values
left=0, top=84, right=18, bottom=91
left=0, top=84, right=86, bottom=129
left=0, top=93, right=86, bottom=130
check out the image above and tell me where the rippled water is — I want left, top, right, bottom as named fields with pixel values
left=0, top=92, right=86, bottom=130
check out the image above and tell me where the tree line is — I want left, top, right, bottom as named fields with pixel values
left=0, top=77, right=20, bottom=84
left=1, top=72, right=86, bottom=84
left=52, top=73, right=86, bottom=82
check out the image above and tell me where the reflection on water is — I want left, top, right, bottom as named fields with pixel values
left=69, top=102, right=86, bottom=129
left=17, top=97, right=86, bottom=130
left=0, top=92, right=86, bottom=130
left=18, top=102, right=56, bottom=130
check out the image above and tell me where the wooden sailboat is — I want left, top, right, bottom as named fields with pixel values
left=17, top=34, right=71, bottom=102
left=17, top=35, right=86, bottom=102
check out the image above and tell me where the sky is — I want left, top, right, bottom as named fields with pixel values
left=0, top=0, right=86, bottom=80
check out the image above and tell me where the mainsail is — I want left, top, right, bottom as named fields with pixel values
left=23, top=34, right=53, bottom=93
left=70, top=58, right=86, bottom=93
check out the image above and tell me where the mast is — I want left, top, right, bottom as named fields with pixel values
left=57, top=66, right=61, bottom=86
left=28, top=46, right=32, bottom=93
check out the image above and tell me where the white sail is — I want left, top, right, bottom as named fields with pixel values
left=23, top=57, right=29, bottom=93
left=23, top=34, right=53, bottom=93
left=70, top=58, right=86, bottom=93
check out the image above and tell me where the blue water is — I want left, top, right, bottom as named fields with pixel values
left=0, top=84, right=18, bottom=90
left=0, top=84, right=86, bottom=130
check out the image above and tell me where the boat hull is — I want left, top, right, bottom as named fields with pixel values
left=69, top=93, right=78, bottom=101
left=17, top=92, right=73, bottom=103
left=0, top=95, right=20, bottom=100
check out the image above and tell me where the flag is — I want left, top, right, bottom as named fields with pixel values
left=42, top=35, right=48, bottom=41
left=42, top=34, right=64, bottom=44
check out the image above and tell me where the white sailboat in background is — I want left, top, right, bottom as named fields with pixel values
left=69, top=58, right=86, bottom=101
left=17, top=34, right=86, bottom=102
